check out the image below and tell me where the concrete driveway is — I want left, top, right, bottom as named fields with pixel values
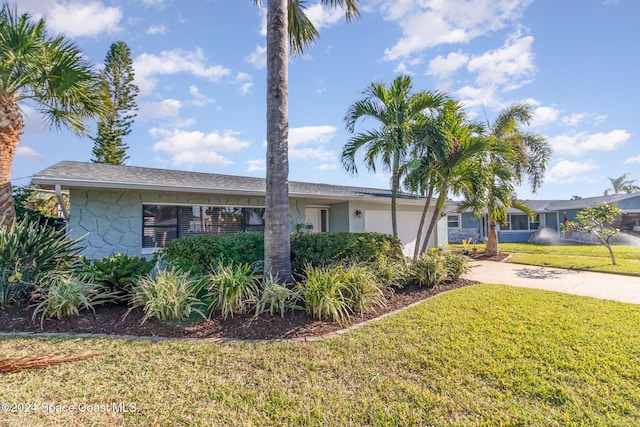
left=464, top=260, right=640, bottom=304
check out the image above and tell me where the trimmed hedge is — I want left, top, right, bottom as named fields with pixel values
left=162, top=233, right=265, bottom=275
left=161, top=232, right=403, bottom=275
left=291, top=232, right=403, bottom=272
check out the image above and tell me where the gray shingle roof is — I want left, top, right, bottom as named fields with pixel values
left=31, top=161, right=423, bottom=203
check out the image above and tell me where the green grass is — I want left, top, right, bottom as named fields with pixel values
left=451, top=243, right=640, bottom=276
left=2, top=284, right=640, bottom=426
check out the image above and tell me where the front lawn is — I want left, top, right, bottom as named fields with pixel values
left=2, top=284, right=640, bottom=426
left=499, top=243, right=640, bottom=276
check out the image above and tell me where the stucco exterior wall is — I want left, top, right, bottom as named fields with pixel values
left=70, top=188, right=311, bottom=259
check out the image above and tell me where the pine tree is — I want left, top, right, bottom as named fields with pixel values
left=91, top=41, right=139, bottom=165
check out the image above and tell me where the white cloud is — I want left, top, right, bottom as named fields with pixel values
left=455, top=84, right=499, bottom=109
left=287, top=125, right=338, bottom=161
left=134, top=49, right=231, bottom=96
left=233, top=72, right=253, bottom=95
left=147, top=24, right=167, bottom=35
left=561, top=112, right=607, bottom=127
left=138, top=99, right=182, bottom=121
left=562, top=113, right=587, bottom=127
left=143, top=0, right=165, bottom=6
left=624, top=155, right=640, bottom=164
left=382, top=0, right=533, bottom=60
left=150, top=128, right=250, bottom=167
left=531, top=106, right=560, bottom=127
left=188, top=86, right=215, bottom=107
left=246, top=45, right=267, bottom=69
left=15, top=146, right=44, bottom=162
left=427, top=51, right=469, bottom=80
left=246, top=159, right=266, bottom=172
left=289, top=125, right=337, bottom=147
left=550, top=130, right=631, bottom=156
left=305, top=3, right=344, bottom=29
left=44, top=1, right=122, bottom=37
left=318, top=163, right=338, bottom=170
left=467, top=32, right=536, bottom=89
left=546, top=159, right=599, bottom=183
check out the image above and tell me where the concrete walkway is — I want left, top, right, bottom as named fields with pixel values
left=464, top=260, right=640, bottom=304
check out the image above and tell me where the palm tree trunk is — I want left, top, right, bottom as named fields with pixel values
left=421, top=181, right=449, bottom=255
left=413, top=184, right=435, bottom=262
left=264, top=0, right=292, bottom=282
left=485, top=219, right=499, bottom=256
left=390, top=155, right=400, bottom=239
left=0, top=97, right=23, bottom=227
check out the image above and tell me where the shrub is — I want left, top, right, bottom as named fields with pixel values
left=441, top=251, right=470, bottom=281
left=410, top=251, right=448, bottom=287
left=31, top=273, right=117, bottom=327
left=367, top=256, right=409, bottom=288
left=341, top=263, right=387, bottom=315
left=291, top=232, right=403, bottom=273
left=255, top=275, right=303, bottom=318
left=298, top=264, right=352, bottom=326
left=162, top=233, right=264, bottom=275
left=128, top=267, right=207, bottom=324
left=0, top=218, right=83, bottom=308
left=82, top=253, right=154, bottom=296
left=208, top=262, right=259, bottom=319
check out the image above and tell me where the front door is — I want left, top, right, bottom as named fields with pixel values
left=305, top=208, right=328, bottom=232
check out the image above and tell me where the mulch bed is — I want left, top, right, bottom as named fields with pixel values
left=468, top=251, right=511, bottom=262
left=0, top=278, right=478, bottom=341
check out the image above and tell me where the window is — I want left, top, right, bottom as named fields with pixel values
left=143, top=205, right=265, bottom=249
left=447, top=214, right=460, bottom=228
left=502, top=214, right=540, bottom=231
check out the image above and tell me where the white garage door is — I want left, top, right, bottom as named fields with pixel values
left=364, top=210, right=435, bottom=256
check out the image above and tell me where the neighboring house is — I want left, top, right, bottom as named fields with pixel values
left=31, top=161, right=450, bottom=259
left=446, top=193, right=640, bottom=244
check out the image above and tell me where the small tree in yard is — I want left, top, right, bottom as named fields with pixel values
left=563, top=203, right=623, bottom=265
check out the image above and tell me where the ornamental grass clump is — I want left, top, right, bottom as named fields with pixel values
left=441, top=251, right=471, bottom=281
left=0, top=219, right=83, bottom=308
left=128, top=267, right=206, bottom=324
left=255, top=275, right=303, bottom=318
left=298, top=264, right=353, bottom=326
left=410, top=251, right=449, bottom=287
left=340, top=263, right=387, bottom=315
left=208, top=262, right=259, bottom=319
left=31, top=273, right=117, bottom=327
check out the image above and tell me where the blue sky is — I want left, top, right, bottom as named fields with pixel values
left=12, top=0, right=639, bottom=200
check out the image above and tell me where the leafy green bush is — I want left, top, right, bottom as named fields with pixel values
left=410, top=251, right=449, bottom=287
left=298, top=264, right=353, bottom=326
left=128, top=267, right=207, bottom=324
left=291, top=232, right=403, bottom=273
left=31, top=273, right=117, bottom=327
left=82, top=253, right=153, bottom=296
left=255, top=275, right=303, bottom=318
left=208, top=262, right=259, bottom=319
left=367, top=256, right=409, bottom=288
left=441, top=251, right=470, bottom=281
left=340, top=263, right=387, bottom=315
left=0, top=219, right=83, bottom=308
left=161, top=233, right=264, bottom=275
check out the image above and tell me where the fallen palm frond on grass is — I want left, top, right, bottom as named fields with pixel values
left=0, top=352, right=101, bottom=373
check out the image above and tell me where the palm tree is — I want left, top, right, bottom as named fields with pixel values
left=0, top=5, right=104, bottom=227
left=342, top=75, right=445, bottom=238
left=253, top=0, right=359, bottom=281
left=470, top=104, right=552, bottom=256
left=405, top=100, right=487, bottom=259
left=604, top=173, right=640, bottom=195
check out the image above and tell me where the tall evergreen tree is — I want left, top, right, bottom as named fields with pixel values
left=91, top=41, right=138, bottom=165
